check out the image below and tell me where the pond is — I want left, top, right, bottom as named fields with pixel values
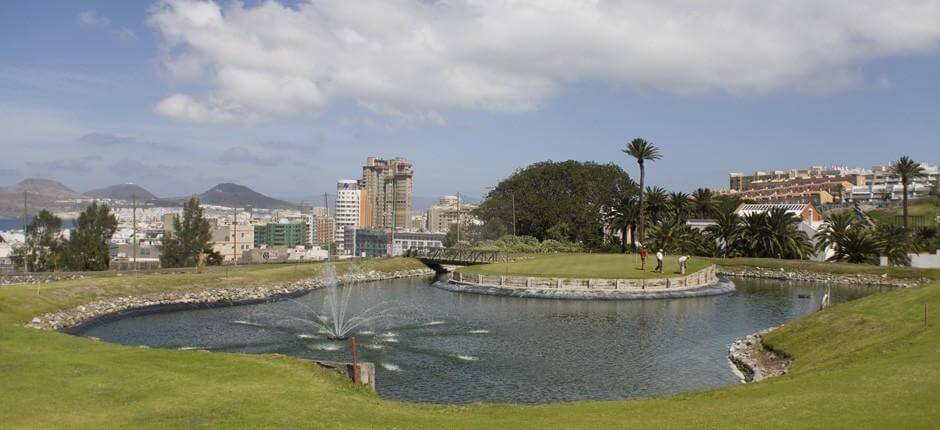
left=77, top=275, right=881, bottom=404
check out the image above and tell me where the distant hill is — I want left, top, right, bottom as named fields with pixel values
left=197, top=183, right=299, bottom=209
left=84, top=184, right=157, bottom=201
left=10, top=178, right=81, bottom=198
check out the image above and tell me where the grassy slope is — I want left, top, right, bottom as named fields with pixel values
left=457, top=253, right=711, bottom=279
left=0, top=257, right=938, bottom=428
left=866, top=199, right=940, bottom=227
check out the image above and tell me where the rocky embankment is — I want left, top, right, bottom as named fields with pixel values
left=717, top=266, right=927, bottom=288
left=25, top=268, right=435, bottom=331
left=728, top=328, right=791, bottom=383
left=1, top=273, right=86, bottom=286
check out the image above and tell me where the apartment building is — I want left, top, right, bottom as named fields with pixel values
left=361, top=157, right=413, bottom=230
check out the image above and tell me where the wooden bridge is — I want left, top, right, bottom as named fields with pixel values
left=404, top=248, right=512, bottom=266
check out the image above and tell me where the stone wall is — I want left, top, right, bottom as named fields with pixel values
left=716, top=265, right=928, bottom=288
left=451, top=265, right=719, bottom=292
left=26, top=267, right=436, bottom=332
left=1, top=273, right=86, bottom=286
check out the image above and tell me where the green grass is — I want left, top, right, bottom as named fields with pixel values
left=866, top=199, right=940, bottom=227
left=2, top=257, right=940, bottom=428
left=457, top=253, right=711, bottom=279
left=708, top=257, right=940, bottom=279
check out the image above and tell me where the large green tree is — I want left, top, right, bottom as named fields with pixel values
left=160, top=197, right=212, bottom=268
left=11, top=210, right=63, bottom=272
left=889, top=156, right=926, bottom=229
left=63, top=202, right=118, bottom=271
left=622, top=138, right=661, bottom=246
left=477, top=160, right=635, bottom=249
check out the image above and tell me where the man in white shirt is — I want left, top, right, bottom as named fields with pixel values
left=655, top=249, right=664, bottom=273
left=678, top=255, right=689, bottom=275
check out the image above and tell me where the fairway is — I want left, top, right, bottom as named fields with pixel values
left=1, top=257, right=939, bottom=428
left=457, top=253, right=710, bottom=279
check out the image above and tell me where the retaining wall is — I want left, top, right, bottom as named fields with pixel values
left=450, top=265, right=719, bottom=292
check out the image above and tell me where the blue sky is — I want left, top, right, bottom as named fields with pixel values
left=1, top=0, right=939, bottom=201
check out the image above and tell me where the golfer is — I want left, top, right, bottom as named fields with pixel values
left=655, top=249, right=664, bottom=273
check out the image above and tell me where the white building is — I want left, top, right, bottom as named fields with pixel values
left=335, top=179, right=364, bottom=253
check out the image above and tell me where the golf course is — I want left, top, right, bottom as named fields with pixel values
left=1, top=257, right=939, bottom=428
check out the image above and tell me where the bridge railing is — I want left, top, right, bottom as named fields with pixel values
left=404, top=247, right=512, bottom=265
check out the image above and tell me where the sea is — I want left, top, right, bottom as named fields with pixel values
left=0, top=218, right=75, bottom=231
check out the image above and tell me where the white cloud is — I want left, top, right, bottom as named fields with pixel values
left=149, top=0, right=940, bottom=123
left=78, top=11, right=109, bottom=27
left=77, top=10, right=136, bottom=41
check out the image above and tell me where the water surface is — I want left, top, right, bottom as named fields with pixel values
left=79, top=275, right=880, bottom=404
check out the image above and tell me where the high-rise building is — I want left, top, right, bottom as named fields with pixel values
left=335, top=179, right=373, bottom=252
left=313, top=216, right=336, bottom=248
left=362, top=157, right=413, bottom=230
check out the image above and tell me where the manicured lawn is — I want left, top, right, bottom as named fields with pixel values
left=1, top=257, right=939, bottom=428
left=457, top=253, right=711, bottom=279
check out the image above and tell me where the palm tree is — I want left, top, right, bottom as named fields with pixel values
left=668, top=191, right=691, bottom=222
left=648, top=216, right=696, bottom=254
left=740, top=208, right=812, bottom=259
left=814, top=211, right=857, bottom=255
left=645, top=186, right=669, bottom=226
left=705, top=211, right=742, bottom=257
left=623, top=138, right=661, bottom=246
left=889, top=156, right=926, bottom=229
left=691, top=188, right=717, bottom=219
left=829, top=227, right=880, bottom=265
left=606, top=191, right=639, bottom=252
left=875, top=224, right=913, bottom=266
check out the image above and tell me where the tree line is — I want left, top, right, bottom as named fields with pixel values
left=468, top=140, right=934, bottom=266
left=11, top=197, right=218, bottom=272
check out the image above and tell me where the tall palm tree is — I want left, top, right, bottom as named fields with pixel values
left=889, top=156, right=926, bottom=229
left=691, top=187, right=717, bottom=219
left=623, top=138, right=661, bottom=246
left=668, top=191, right=691, bottom=222
left=645, top=186, right=669, bottom=226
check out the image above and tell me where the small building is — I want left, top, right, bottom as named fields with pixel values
left=210, top=221, right=255, bottom=263
left=0, top=236, right=14, bottom=273
left=391, top=231, right=445, bottom=256
left=344, top=228, right=389, bottom=258
left=254, top=222, right=308, bottom=248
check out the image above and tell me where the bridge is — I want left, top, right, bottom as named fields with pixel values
left=404, top=248, right=512, bottom=267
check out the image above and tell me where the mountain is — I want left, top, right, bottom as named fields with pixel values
left=84, top=183, right=157, bottom=201
left=197, top=183, right=299, bottom=209
left=11, top=178, right=82, bottom=198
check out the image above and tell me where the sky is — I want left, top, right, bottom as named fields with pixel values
left=1, top=0, right=939, bottom=201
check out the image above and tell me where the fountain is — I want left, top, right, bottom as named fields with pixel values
left=283, top=264, right=397, bottom=340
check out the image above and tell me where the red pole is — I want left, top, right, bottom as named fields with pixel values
left=351, top=337, right=359, bottom=384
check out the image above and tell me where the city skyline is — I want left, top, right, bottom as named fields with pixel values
left=2, top=1, right=940, bottom=199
